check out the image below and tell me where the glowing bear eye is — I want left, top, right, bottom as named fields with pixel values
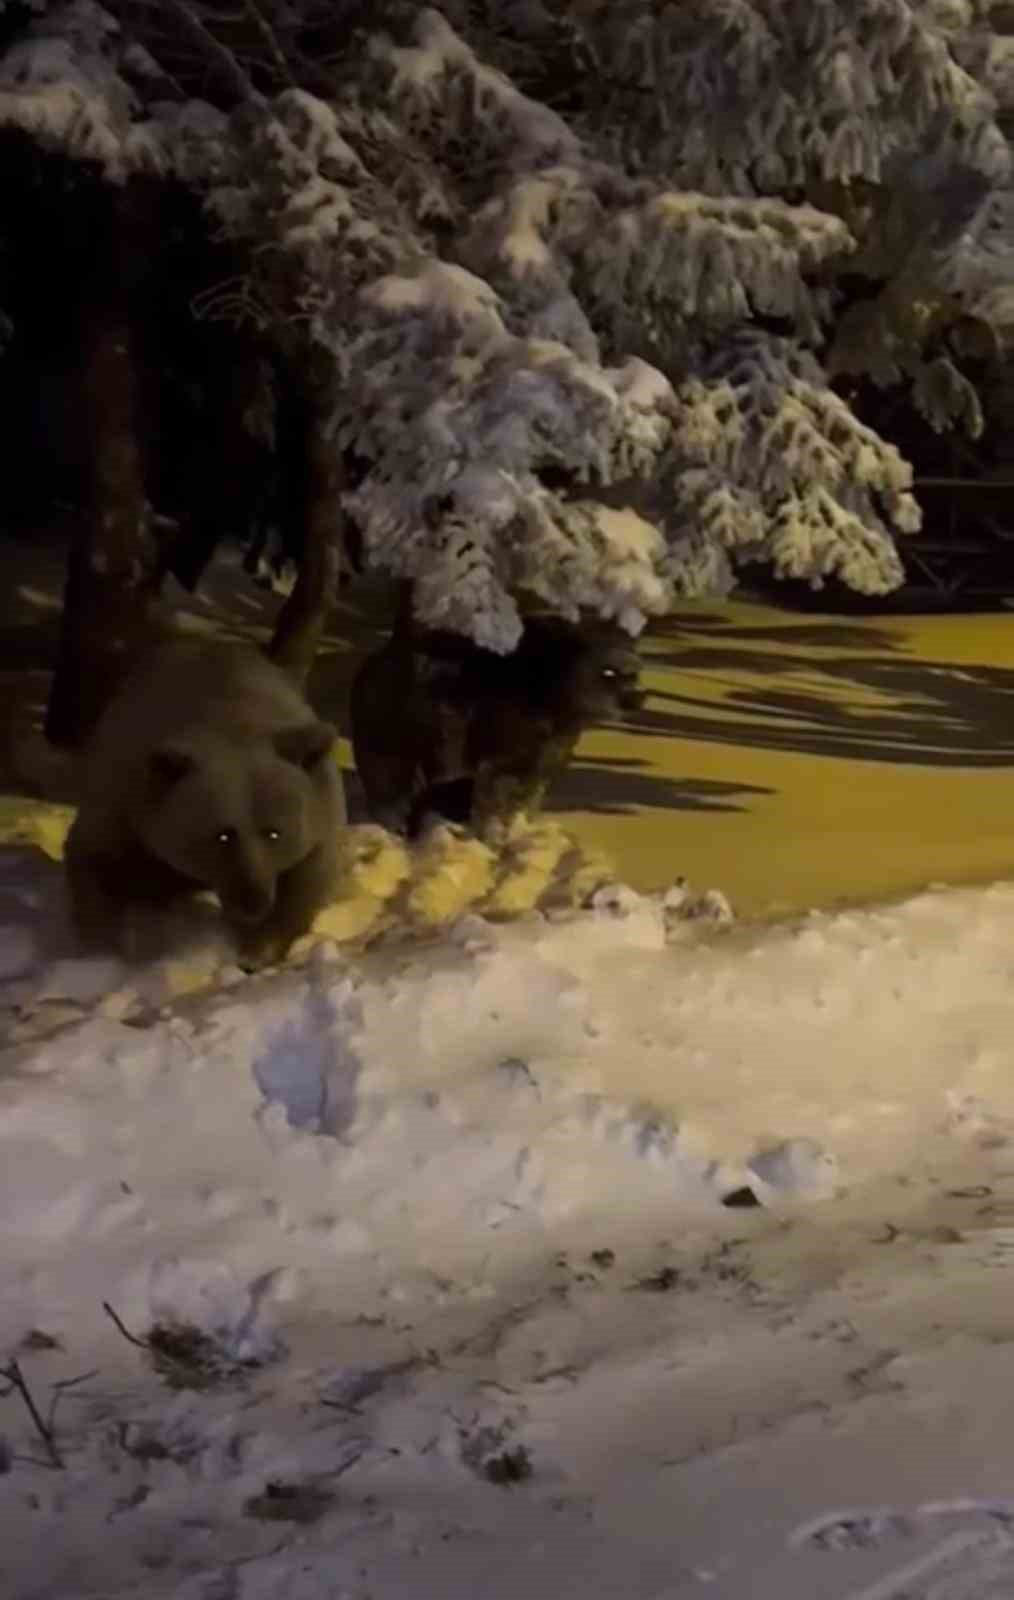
left=265, top=828, right=281, bottom=843
left=601, top=667, right=617, bottom=680
left=216, top=828, right=236, bottom=847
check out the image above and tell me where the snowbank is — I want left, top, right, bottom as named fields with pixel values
left=5, top=838, right=1014, bottom=1598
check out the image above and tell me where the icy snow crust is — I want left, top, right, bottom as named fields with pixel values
left=6, top=842, right=1014, bottom=1594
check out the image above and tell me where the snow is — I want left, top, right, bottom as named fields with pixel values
left=341, top=287, right=677, bottom=648
left=254, top=93, right=369, bottom=250
left=583, top=192, right=853, bottom=335
left=6, top=828, right=1014, bottom=1596
left=375, top=7, right=580, bottom=164
left=465, top=167, right=593, bottom=280
left=364, top=260, right=505, bottom=335
left=485, top=176, right=557, bottom=273
left=0, top=0, right=164, bottom=180
left=607, top=354, right=677, bottom=413
left=664, top=335, right=920, bottom=596
left=517, top=498, right=669, bottom=635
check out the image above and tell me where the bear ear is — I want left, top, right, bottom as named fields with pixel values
left=148, top=744, right=195, bottom=788
left=275, top=720, right=336, bottom=771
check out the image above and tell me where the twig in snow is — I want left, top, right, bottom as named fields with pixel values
left=47, top=1370, right=101, bottom=1435
left=0, top=1360, right=64, bottom=1468
left=102, top=1301, right=150, bottom=1350
left=103, top=1303, right=261, bottom=1392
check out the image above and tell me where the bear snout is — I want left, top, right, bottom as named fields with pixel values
left=228, top=898, right=274, bottom=927
left=222, top=876, right=275, bottom=925
left=229, top=895, right=274, bottom=926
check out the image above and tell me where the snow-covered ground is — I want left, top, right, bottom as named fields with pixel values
left=5, top=840, right=1014, bottom=1599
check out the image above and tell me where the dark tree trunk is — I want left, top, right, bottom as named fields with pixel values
left=45, top=181, right=161, bottom=747
left=267, top=366, right=347, bottom=686
left=164, top=339, right=273, bottom=593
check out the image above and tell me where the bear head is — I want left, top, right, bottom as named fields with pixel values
left=132, top=720, right=337, bottom=927
left=563, top=639, right=645, bottom=721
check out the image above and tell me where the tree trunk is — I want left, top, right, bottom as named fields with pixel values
left=267, top=368, right=347, bottom=687
left=45, top=181, right=161, bottom=747
left=164, top=336, right=273, bottom=593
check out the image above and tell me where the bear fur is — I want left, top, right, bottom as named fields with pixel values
left=350, top=615, right=644, bottom=839
left=65, top=638, right=345, bottom=967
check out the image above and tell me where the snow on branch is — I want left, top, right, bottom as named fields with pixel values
left=667, top=333, right=920, bottom=594
left=945, top=179, right=1014, bottom=360
left=910, top=353, right=985, bottom=435
left=183, top=11, right=927, bottom=626
left=204, top=88, right=422, bottom=338
left=0, top=0, right=980, bottom=633
left=827, top=155, right=1007, bottom=433
left=336, top=262, right=676, bottom=648
left=508, top=496, right=670, bottom=637
left=238, top=88, right=372, bottom=248
left=765, top=489, right=908, bottom=592
left=457, top=171, right=856, bottom=392
left=0, top=0, right=165, bottom=179
left=461, top=165, right=598, bottom=285
left=567, top=0, right=1009, bottom=193
left=577, top=192, right=853, bottom=346
left=150, top=95, right=229, bottom=187
left=367, top=5, right=580, bottom=172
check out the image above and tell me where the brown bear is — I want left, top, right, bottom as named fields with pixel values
left=350, top=614, right=644, bottom=839
left=64, top=638, right=345, bottom=968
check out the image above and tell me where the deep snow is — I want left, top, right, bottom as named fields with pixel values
left=5, top=841, right=1014, bottom=1597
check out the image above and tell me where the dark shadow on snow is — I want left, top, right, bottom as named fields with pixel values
left=547, top=757, right=773, bottom=816
left=654, top=613, right=908, bottom=654
left=615, top=612, right=1014, bottom=768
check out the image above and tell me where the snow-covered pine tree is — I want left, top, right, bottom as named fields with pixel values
left=0, top=0, right=1009, bottom=665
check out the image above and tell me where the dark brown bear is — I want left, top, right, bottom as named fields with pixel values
left=65, top=638, right=345, bottom=967
left=350, top=614, right=644, bottom=838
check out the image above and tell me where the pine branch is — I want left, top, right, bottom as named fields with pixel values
left=156, top=0, right=264, bottom=105
left=241, top=0, right=297, bottom=88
